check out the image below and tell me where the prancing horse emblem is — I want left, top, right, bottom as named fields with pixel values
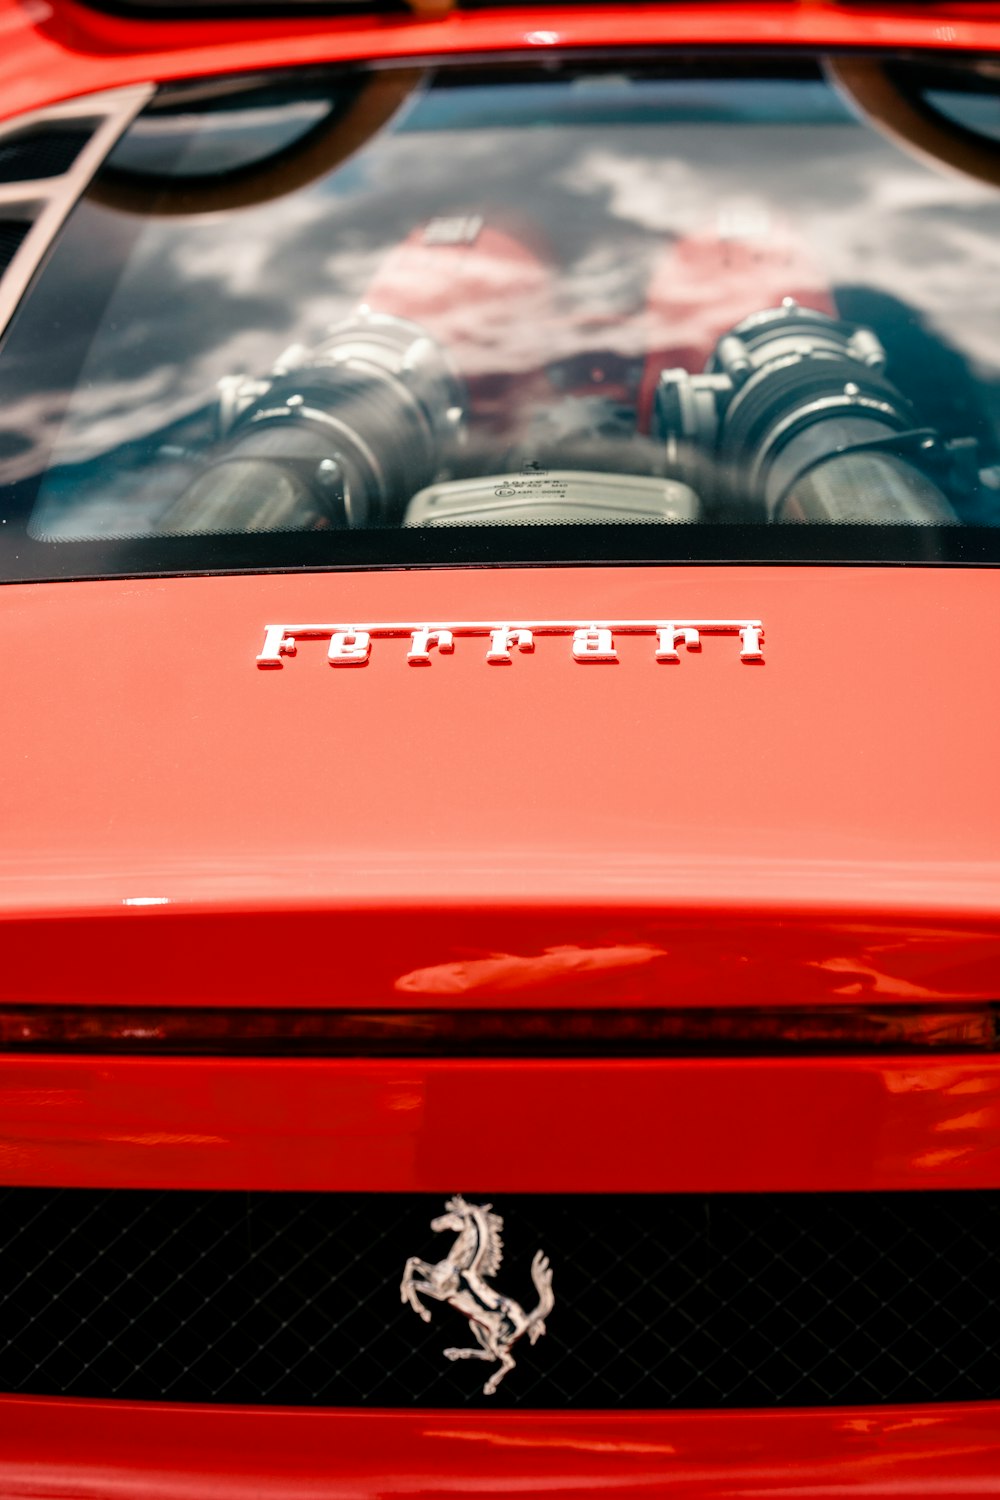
left=400, top=1196, right=554, bottom=1394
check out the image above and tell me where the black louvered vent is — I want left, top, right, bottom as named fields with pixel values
left=0, top=222, right=29, bottom=277
left=0, top=1190, right=997, bottom=1409
left=0, top=124, right=95, bottom=184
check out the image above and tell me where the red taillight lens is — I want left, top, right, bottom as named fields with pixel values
left=0, top=1005, right=992, bottom=1055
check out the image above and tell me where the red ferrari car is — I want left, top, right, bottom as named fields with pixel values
left=1, top=0, right=1000, bottom=1492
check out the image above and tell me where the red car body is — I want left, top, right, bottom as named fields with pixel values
left=2, top=1, right=1000, bottom=1494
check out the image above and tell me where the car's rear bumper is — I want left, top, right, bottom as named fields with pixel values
left=0, top=1051, right=997, bottom=1192
left=0, top=1050, right=995, bottom=1491
left=0, top=1397, right=996, bottom=1498
left=1, top=1043, right=997, bottom=1486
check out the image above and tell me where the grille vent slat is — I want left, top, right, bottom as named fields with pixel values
left=0, top=87, right=152, bottom=346
left=0, top=1189, right=997, bottom=1409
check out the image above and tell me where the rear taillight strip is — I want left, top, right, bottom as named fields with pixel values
left=0, top=1004, right=994, bottom=1055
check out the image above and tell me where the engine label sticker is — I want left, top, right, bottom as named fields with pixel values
left=256, top=617, right=764, bottom=668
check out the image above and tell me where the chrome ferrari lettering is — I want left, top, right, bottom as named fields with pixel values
left=327, top=629, right=371, bottom=666
left=408, top=627, right=455, bottom=664
left=739, top=622, right=765, bottom=660
left=655, top=624, right=701, bottom=660
left=400, top=1195, right=554, bottom=1395
left=257, top=624, right=299, bottom=664
left=572, top=625, right=617, bottom=662
left=487, top=626, right=535, bottom=663
left=256, top=618, right=764, bottom=667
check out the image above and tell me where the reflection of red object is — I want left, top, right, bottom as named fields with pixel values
left=394, top=941, right=666, bottom=994
left=363, top=220, right=555, bottom=428
left=638, top=216, right=836, bottom=429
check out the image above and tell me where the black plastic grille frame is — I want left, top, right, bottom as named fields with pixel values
left=0, top=222, right=29, bottom=278
left=0, top=125, right=93, bottom=184
left=0, top=1190, right=997, bottom=1409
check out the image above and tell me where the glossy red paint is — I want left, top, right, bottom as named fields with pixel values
left=0, top=1052, right=998, bottom=1191
left=4, top=906, right=1000, bottom=1011
left=1, top=566, right=999, bottom=1009
left=3, top=0, right=1000, bottom=123
left=0, top=1396, right=998, bottom=1498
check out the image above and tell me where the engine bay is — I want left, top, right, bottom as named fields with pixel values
left=174, top=282, right=968, bottom=533
left=4, top=55, right=1000, bottom=564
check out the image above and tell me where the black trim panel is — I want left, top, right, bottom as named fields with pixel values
left=0, top=1189, right=997, bottom=1408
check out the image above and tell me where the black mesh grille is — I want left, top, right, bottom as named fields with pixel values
left=0, top=1190, right=997, bottom=1408
left=0, top=125, right=93, bottom=184
left=0, top=221, right=29, bottom=277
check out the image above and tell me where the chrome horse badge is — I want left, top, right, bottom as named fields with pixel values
left=400, top=1196, right=554, bottom=1394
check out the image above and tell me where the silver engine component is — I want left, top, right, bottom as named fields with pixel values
left=656, top=301, right=959, bottom=524
left=404, top=470, right=699, bottom=526
left=161, top=309, right=465, bottom=533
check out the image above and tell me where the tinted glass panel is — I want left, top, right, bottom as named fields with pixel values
left=2, top=56, right=1000, bottom=579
